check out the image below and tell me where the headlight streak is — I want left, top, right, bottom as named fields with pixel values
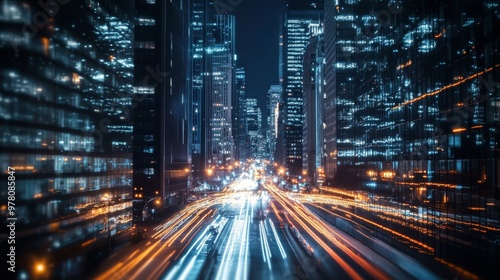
left=268, top=219, right=287, bottom=259
left=216, top=213, right=240, bottom=279
left=259, top=221, right=267, bottom=263
left=215, top=195, right=252, bottom=280
left=265, top=183, right=370, bottom=280
left=179, top=210, right=213, bottom=244
left=95, top=196, right=222, bottom=280
left=291, top=202, right=389, bottom=280
left=259, top=220, right=273, bottom=270
left=165, top=214, right=222, bottom=280
left=236, top=199, right=250, bottom=280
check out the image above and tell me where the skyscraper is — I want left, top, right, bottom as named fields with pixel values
left=133, top=0, right=190, bottom=222
left=235, top=66, right=248, bottom=162
left=189, top=0, right=215, bottom=178
left=284, top=0, right=323, bottom=176
left=0, top=0, right=134, bottom=278
left=246, top=98, right=263, bottom=159
left=267, top=85, right=283, bottom=162
left=206, top=14, right=236, bottom=167
left=303, top=34, right=325, bottom=187
left=322, top=0, right=500, bottom=277
left=323, top=0, right=337, bottom=182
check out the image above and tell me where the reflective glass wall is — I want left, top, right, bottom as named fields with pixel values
left=329, top=0, right=500, bottom=276
left=0, top=0, right=134, bottom=278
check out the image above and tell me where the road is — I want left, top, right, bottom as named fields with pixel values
left=92, top=178, right=439, bottom=280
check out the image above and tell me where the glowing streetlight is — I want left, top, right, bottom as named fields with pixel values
left=142, top=196, right=162, bottom=222
left=35, top=263, right=45, bottom=273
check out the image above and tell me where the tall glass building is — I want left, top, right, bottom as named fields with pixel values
left=206, top=14, right=236, bottom=167
left=284, top=0, right=323, bottom=176
left=133, top=0, right=190, bottom=221
left=324, top=0, right=500, bottom=277
left=267, top=85, right=283, bottom=162
left=246, top=98, right=262, bottom=159
left=235, top=66, right=248, bottom=162
left=303, top=34, right=325, bottom=187
left=189, top=0, right=214, bottom=178
left=0, top=0, right=134, bottom=278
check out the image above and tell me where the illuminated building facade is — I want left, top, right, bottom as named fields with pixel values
left=267, top=85, right=283, bottom=162
left=246, top=98, right=263, bottom=159
left=323, top=0, right=337, bottom=181
left=133, top=0, right=190, bottom=221
left=190, top=0, right=216, bottom=177
left=0, top=0, right=134, bottom=278
left=235, top=66, right=249, bottom=162
left=284, top=0, right=323, bottom=176
left=324, top=0, right=500, bottom=276
left=206, top=14, right=236, bottom=167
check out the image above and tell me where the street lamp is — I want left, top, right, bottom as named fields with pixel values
left=141, top=196, right=162, bottom=222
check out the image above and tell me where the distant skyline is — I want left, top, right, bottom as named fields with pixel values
left=234, top=0, right=286, bottom=128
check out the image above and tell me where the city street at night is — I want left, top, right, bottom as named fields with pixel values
left=2, top=0, right=500, bottom=279
left=90, top=177, right=443, bottom=280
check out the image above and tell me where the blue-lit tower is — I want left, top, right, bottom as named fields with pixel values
left=284, top=0, right=323, bottom=177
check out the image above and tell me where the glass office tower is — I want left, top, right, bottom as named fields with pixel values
left=324, top=0, right=500, bottom=277
left=206, top=14, right=236, bottom=167
left=284, top=0, right=323, bottom=176
left=0, top=0, right=134, bottom=278
left=235, top=66, right=249, bottom=162
left=267, top=85, right=283, bottom=162
left=190, top=0, right=214, bottom=178
left=374, top=1, right=500, bottom=275
left=303, top=35, right=325, bottom=187
left=133, top=0, right=190, bottom=222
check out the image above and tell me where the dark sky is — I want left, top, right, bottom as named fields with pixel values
left=233, top=0, right=286, bottom=126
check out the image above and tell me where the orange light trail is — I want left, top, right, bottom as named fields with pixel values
left=392, top=63, right=500, bottom=110
left=266, top=183, right=387, bottom=280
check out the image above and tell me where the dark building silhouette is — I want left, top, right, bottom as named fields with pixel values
left=0, top=0, right=134, bottom=278
left=133, top=0, right=190, bottom=222
left=303, top=34, right=325, bottom=187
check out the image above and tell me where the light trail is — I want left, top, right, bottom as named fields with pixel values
left=236, top=200, right=250, bottom=280
left=215, top=196, right=251, bottom=280
left=215, top=205, right=240, bottom=280
left=267, top=184, right=365, bottom=280
left=268, top=219, right=287, bottom=259
left=259, top=220, right=272, bottom=270
left=95, top=197, right=219, bottom=280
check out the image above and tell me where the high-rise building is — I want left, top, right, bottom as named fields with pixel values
left=0, top=0, right=134, bottom=278
left=189, top=0, right=217, bottom=178
left=303, top=34, right=325, bottom=187
left=235, top=66, right=249, bottom=162
left=323, top=0, right=337, bottom=182
left=284, top=0, right=323, bottom=176
left=133, top=0, right=190, bottom=222
left=246, top=98, right=262, bottom=159
left=323, top=0, right=500, bottom=277
left=206, top=14, right=236, bottom=167
left=267, top=85, right=283, bottom=162
left=279, top=17, right=285, bottom=86
left=329, top=0, right=360, bottom=181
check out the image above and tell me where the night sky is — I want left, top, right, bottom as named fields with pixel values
left=233, top=0, right=286, bottom=127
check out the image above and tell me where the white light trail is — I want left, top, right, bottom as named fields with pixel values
left=268, top=219, right=287, bottom=259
